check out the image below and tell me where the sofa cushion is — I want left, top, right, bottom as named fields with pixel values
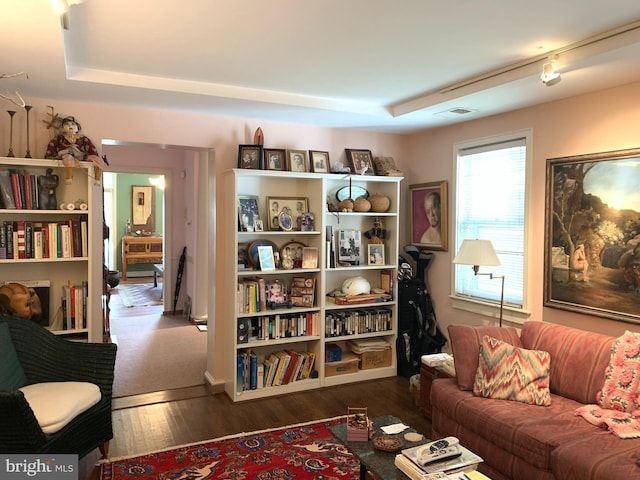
left=0, top=322, right=28, bottom=390
left=19, top=382, right=101, bottom=434
left=448, top=324, right=522, bottom=390
left=474, top=336, right=551, bottom=406
left=520, top=321, right=614, bottom=404
left=431, top=378, right=605, bottom=472
left=598, top=330, right=640, bottom=413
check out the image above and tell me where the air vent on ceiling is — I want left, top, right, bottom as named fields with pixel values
left=435, top=107, right=476, bottom=119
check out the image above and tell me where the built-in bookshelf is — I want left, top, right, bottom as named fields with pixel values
left=0, top=157, right=102, bottom=342
left=218, top=168, right=401, bottom=401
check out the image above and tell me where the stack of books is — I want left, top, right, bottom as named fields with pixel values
left=394, top=442, right=484, bottom=479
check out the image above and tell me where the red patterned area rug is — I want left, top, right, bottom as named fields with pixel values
left=98, top=416, right=360, bottom=479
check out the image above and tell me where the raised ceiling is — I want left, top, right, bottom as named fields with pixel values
left=2, top=0, right=640, bottom=133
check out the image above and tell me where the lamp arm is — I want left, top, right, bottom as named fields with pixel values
left=474, top=271, right=505, bottom=327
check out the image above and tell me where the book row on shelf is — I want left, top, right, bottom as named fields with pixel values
left=237, top=349, right=317, bottom=392
left=325, top=307, right=393, bottom=337
left=57, top=282, right=88, bottom=331
left=0, top=217, right=88, bottom=260
left=238, top=312, right=319, bottom=344
left=237, top=275, right=316, bottom=313
left=0, top=169, right=44, bottom=210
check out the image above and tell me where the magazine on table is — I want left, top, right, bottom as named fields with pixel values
left=400, top=441, right=483, bottom=475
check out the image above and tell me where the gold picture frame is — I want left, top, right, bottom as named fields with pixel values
left=409, top=181, right=448, bottom=251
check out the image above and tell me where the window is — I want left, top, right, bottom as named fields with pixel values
left=452, top=131, right=531, bottom=322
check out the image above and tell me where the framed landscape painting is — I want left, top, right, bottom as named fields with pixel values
left=544, top=147, right=640, bottom=324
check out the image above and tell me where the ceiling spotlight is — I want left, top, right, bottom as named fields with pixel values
left=541, top=61, right=561, bottom=87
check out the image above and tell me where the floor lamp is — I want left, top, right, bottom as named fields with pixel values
left=453, top=239, right=505, bottom=327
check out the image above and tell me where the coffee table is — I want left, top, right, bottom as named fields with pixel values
left=329, top=414, right=428, bottom=480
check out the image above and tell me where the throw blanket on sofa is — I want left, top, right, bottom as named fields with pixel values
left=575, top=405, right=640, bottom=439
left=576, top=330, right=640, bottom=439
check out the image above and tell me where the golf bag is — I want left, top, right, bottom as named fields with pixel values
left=396, top=247, right=447, bottom=377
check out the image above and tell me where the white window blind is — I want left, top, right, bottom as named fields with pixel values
left=454, top=136, right=527, bottom=309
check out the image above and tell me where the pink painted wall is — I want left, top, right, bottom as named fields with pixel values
left=404, top=80, right=640, bottom=339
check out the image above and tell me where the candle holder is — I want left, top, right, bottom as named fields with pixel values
left=24, top=105, right=32, bottom=158
left=6, top=110, right=16, bottom=157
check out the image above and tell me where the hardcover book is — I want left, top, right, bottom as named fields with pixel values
left=400, top=443, right=483, bottom=475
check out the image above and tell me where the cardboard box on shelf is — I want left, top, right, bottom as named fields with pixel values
left=325, top=352, right=359, bottom=377
left=357, top=347, right=392, bottom=370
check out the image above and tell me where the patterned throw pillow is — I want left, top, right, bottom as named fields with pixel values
left=597, top=330, right=640, bottom=413
left=474, top=335, right=551, bottom=406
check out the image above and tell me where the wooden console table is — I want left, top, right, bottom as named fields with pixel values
left=122, top=236, right=163, bottom=279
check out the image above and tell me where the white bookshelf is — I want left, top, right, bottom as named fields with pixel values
left=0, top=157, right=103, bottom=342
left=219, top=168, right=401, bottom=401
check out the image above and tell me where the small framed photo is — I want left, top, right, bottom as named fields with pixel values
left=302, top=247, right=319, bottom=269
left=254, top=219, right=264, bottom=232
left=238, top=144, right=263, bottom=169
left=237, top=242, right=250, bottom=268
left=345, top=149, right=375, bottom=175
left=287, top=150, right=308, bottom=172
left=368, top=244, right=385, bottom=266
left=338, top=229, right=362, bottom=264
left=264, top=148, right=286, bottom=171
left=237, top=195, right=260, bottom=232
left=258, top=245, right=276, bottom=271
left=309, top=150, right=331, bottom=173
left=300, top=212, right=314, bottom=231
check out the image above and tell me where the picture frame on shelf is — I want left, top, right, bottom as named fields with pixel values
left=258, top=245, right=276, bottom=271
left=300, top=212, right=314, bottom=231
left=238, top=144, right=263, bottom=169
left=309, top=150, right=331, bottom=173
left=237, top=195, right=261, bottom=232
left=281, top=241, right=306, bottom=269
left=543, top=147, right=640, bottom=324
left=409, top=181, right=448, bottom=251
left=287, top=150, right=308, bottom=172
left=345, top=149, right=375, bottom=175
left=248, top=239, right=279, bottom=267
left=237, top=242, right=250, bottom=269
left=302, top=247, right=319, bottom=269
left=266, top=196, right=309, bottom=231
left=290, top=276, right=315, bottom=307
left=367, top=244, right=385, bottom=266
left=338, top=229, right=362, bottom=264
left=264, top=148, right=286, bottom=171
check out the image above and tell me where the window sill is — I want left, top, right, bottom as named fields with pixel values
left=449, top=295, right=530, bottom=325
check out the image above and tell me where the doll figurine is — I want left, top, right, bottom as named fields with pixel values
left=44, top=116, right=106, bottom=184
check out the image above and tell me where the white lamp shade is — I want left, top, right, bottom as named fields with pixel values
left=453, top=239, right=500, bottom=266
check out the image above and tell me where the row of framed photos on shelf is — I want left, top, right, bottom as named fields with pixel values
left=237, top=145, right=389, bottom=176
left=238, top=145, right=331, bottom=173
left=239, top=239, right=319, bottom=271
left=238, top=195, right=314, bottom=232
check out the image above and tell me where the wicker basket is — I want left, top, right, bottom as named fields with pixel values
left=369, top=193, right=390, bottom=212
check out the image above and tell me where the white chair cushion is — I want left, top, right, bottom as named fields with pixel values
left=19, top=382, right=101, bottom=434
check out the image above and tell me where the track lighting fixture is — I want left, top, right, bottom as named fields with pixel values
left=541, top=60, right=561, bottom=86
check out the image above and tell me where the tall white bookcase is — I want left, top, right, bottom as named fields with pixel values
left=0, top=157, right=103, bottom=343
left=219, top=168, right=402, bottom=401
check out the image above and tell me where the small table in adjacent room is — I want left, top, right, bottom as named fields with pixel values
left=329, top=415, right=427, bottom=480
left=121, top=235, right=163, bottom=279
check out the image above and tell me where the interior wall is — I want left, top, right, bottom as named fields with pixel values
left=405, top=80, right=640, bottom=341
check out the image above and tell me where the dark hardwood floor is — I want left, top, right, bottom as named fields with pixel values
left=80, top=376, right=431, bottom=479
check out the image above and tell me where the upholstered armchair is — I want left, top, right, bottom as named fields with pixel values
left=0, top=315, right=117, bottom=458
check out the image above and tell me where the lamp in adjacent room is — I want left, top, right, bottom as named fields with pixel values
left=453, top=239, right=505, bottom=326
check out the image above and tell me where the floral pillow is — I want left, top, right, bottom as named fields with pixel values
left=473, top=335, right=551, bottom=406
left=597, top=330, right=640, bottom=413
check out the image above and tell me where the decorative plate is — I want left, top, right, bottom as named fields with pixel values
left=336, top=185, right=369, bottom=202
left=373, top=434, right=404, bottom=452
left=248, top=239, right=279, bottom=267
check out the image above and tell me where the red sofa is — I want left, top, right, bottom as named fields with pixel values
left=429, top=322, right=640, bottom=480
